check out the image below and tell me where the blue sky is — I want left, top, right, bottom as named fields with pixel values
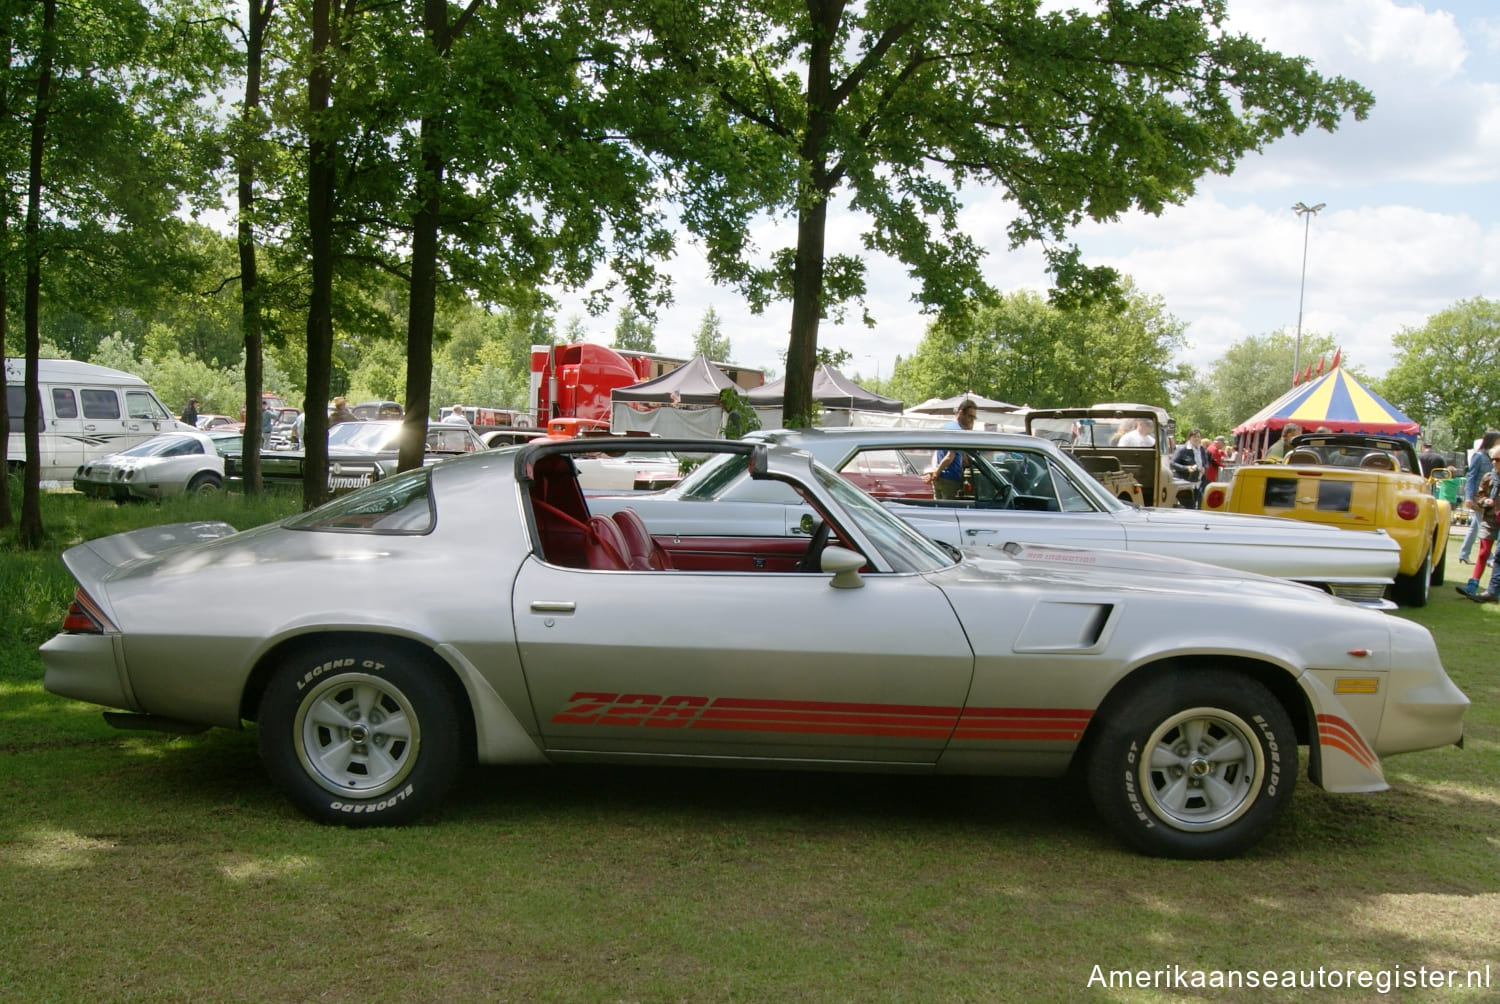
left=553, top=0, right=1500, bottom=390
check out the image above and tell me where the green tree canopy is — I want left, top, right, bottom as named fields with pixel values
left=612, top=303, right=656, bottom=352
left=618, top=0, right=1373, bottom=425
left=1378, top=297, right=1500, bottom=446
left=888, top=281, right=1187, bottom=409
left=691, top=306, right=732, bottom=362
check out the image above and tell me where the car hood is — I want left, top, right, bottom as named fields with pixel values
left=948, top=540, right=1342, bottom=606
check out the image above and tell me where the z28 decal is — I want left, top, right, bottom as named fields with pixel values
left=551, top=692, right=1092, bottom=742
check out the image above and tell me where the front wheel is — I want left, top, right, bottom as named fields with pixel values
left=257, top=643, right=464, bottom=825
left=1086, top=672, right=1297, bottom=859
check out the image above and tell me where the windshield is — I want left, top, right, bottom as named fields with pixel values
left=812, top=463, right=955, bottom=573
left=672, top=451, right=748, bottom=498
left=327, top=422, right=399, bottom=450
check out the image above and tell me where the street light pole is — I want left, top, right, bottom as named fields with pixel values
left=1291, top=201, right=1325, bottom=384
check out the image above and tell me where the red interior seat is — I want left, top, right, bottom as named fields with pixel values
left=584, top=515, right=630, bottom=571
left=612, top=508, right=673, bottom=570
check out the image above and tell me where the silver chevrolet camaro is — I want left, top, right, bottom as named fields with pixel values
left=41, top=438, right=1467, bottom=858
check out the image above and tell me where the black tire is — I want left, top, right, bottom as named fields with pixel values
left=1391, top=550, right=1431, bottom=607
left=257, top=643, right=464, bottom=825
left=1086, top=671, right=1297, bottom=859
left=1429, top=535, right=1445, bottom=587
left=186, top=472, right=222, bottom=494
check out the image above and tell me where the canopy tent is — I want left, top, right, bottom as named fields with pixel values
left=907, top=392, right=1019, bottom=414
left=610, top=354, right=742, bottom=437
left=748, top=364, right=903, bottom=428
left=1233, top=367, right=1421, bottom=457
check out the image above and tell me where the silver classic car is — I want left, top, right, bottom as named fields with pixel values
left=41, top=438, right=1466, bottom=858
left=72, top=429, right=238, bottom=500
left=594, top=428, right=1403, bottom=608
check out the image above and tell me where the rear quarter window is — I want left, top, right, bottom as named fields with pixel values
left=285, top=467, right=434, bottom=534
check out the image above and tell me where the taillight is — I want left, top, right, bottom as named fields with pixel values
left=1395, top=500, right=1419, bottom=521
left=1204, top=487, right=1225, bottom=509
left=61, top=588, right=116, bottom=634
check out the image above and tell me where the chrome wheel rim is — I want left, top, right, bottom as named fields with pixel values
left=1139, top=707, right=1263, bottom=832
left=293, top=672, right=420, bottom=798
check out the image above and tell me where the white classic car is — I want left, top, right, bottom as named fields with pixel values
left=71, top=429, right=238, bottom=500
left=42, top=438, right=1465, bottom=858
left=591, top=428, right=1403, bottom=608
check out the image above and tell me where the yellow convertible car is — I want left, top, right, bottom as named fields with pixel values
left=1202, top=433, right=1450, bottom=607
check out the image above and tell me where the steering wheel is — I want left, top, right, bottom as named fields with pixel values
left=798, top=519, right=831, bottom=572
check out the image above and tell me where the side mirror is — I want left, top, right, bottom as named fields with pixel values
left=822, top=546, right=865, bottom=589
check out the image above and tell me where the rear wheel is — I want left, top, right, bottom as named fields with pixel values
left=1428, top=533, right=1445, bottom=587
left=257, top=643, right=464, bottom=825
left=1086, top=671, right=1297, bottom=859
left=1391, top=550, right=1432, bottom=607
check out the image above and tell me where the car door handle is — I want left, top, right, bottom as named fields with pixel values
left=965, top=528, right=999, bottom=536
left=530, top=601, right=575, bottom=613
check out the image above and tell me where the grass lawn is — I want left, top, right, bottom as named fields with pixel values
left=2, top=492, right=1497, bottom=1002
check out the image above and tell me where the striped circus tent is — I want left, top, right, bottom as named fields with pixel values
left=1234, top=367, right=1421, bottom=457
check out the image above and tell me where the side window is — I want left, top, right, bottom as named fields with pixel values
left=80, top=388, right=121, bottom=419
left=842, top=449, right=906, bottom=476
left=126, top=390, right=171, bottom=421
left=52, top=387, right=79, bottom=419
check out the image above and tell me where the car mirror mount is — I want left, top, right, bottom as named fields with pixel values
left=822, top=546, right=865, bottom=589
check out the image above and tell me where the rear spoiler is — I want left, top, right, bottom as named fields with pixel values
left=60, top=521, right=239, bottom=590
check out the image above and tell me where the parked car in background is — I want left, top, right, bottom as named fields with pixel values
left=352, top=400, right=404, bottom=421
left=1201, top=433, right=1450, bottom=607
left=591, top=428, right=1403, bottom=608
left=573, top=450, right=682, bottom=492
left=41, top=437, right=1467, bottom=858
left=195, top=414, right=243, bottom=432
left=223, top=419, right=486, bottom=493
left=72, top=429, right=239, bottom=501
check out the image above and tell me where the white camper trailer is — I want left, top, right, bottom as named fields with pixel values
left=4, top=358, right=187, bottom=481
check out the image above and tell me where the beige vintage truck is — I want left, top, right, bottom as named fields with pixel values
left=1025, top=404, right=1192, bottom=508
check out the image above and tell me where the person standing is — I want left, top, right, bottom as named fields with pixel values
left=1266, top=422, right=1302, bottom=460
left=1117, top=419, right=1155, bottom=447
left=1458, top=430, right=1500, bottom=565
left=180, top=397, right=198, bottom=428
left=1170, top=429, right=1210, bottom=508
left=327, top=396, right=359, bottom=425
left=1457, top=444, right=1500, bottom=596
left=443, top=404, right=471, bottom=425
left=260, top=399, right=275, bottom=449
left=1418, top=441, right=1445, bottom=478
left=922, top=399, right=977, bottom=500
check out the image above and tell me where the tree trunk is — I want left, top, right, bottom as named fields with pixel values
left=0, top=28, right=12, bottom=530
left=400, top=0, right=471, bottom=472
left=302, top=0, right=335, bottom=510
left=17, top=0, right=57, bottom=548
left=783, top=198, right=828, bottom=428
left=781, top=0, right=840, bottom=428
left=237, top=0, right=272, bottom=494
